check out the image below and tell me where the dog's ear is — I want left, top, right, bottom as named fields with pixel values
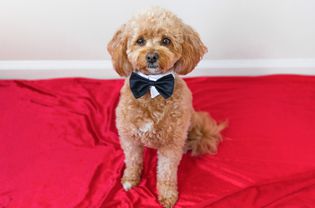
left=174, top=25, right=207, bottom=75
left=107, top=24, right=133, bottom=77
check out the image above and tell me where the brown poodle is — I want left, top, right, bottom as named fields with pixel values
left=107, top=7, right=226, bottom=208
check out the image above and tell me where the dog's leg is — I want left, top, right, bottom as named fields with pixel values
left=120, top=137, right=143, bottom=191
left=157, top=147, right=183, bottom=208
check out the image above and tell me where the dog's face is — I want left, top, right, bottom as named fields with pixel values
left=127, top=29, right=182, bottom=75
left=107, top=7, right=207, bottom=76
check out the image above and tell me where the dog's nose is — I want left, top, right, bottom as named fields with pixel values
left=146, top=52, right=159, bottom=64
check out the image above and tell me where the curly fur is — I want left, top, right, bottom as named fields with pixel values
left=107, top=7, right=225, bottom=208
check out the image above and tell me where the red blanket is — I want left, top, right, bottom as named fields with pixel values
left=1, top=75, right=315, bottom=207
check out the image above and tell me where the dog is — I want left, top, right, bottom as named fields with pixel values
left=107, top=7, right=226, bottom=208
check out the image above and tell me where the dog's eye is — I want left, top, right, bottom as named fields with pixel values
left=161, top=38, right=171, bottom=46
left=136, top=38, right=146, bottom=46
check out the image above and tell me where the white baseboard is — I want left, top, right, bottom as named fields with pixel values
left=1, top=59, right=315, bottom=79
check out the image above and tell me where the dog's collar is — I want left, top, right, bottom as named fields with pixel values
left=132, top=70, right=175, bottom=98
left=135, top=71, right=175, bottom=81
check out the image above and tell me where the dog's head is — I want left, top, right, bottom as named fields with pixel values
left=107, top=7, right=207, bottom=76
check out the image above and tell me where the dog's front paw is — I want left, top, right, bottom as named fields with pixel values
left=158, top=183, right=178, bottom=208
left=121, top=179, right=138, bottom=191
left=121, top=176, right=140, bottom=191
left=121, top=166, right=142, bottom=191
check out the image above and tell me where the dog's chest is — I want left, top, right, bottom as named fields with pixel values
left=128, top=97, right=173, bottom=147
left=117, top=78, right=190, bottom=148
left=134, top=99, right=167, bottom=131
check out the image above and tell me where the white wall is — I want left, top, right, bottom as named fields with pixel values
left=1, top=0, right=315, bottom=60
left=1, top=0, right=315, bottom=78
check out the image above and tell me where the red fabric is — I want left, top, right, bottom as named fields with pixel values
left=1, top=75, right=315, bottom=208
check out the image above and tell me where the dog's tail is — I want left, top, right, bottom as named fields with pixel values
left=186, top=111, right=227, bottom=156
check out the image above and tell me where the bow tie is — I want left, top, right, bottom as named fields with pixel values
left=129, top=72, right=175, bottom=99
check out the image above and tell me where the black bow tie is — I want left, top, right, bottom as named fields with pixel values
left=129, top=72, right=175, bottom=99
